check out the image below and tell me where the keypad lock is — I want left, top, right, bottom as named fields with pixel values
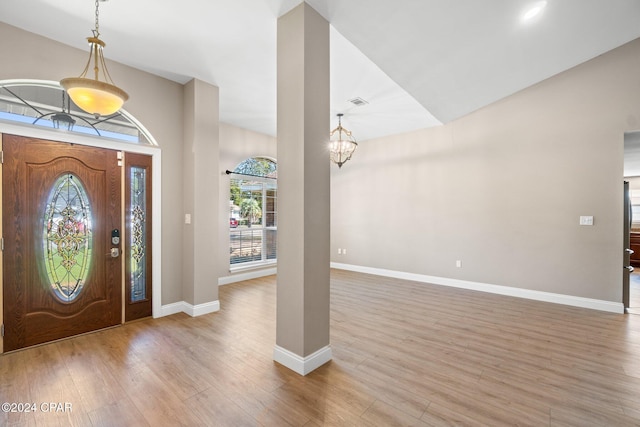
left=110, top=229, right=120, bottom=258
left=111, top=229, right=120, bottom=245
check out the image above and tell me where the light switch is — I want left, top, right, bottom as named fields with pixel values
left=579, top=216, right=594, bottom=226
left=185, top=213, right=192, bottom=224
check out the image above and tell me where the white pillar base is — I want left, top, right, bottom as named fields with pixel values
left=273, top=344, right=332, bottom=376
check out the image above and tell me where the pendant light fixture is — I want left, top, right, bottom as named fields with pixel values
left=51, top=91, right=76, bottom=131
left=60, top=0, right=128, bottom=118
left=329, top=113, right=358, bottom=168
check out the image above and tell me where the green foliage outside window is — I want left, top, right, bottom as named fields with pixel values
left=230, top=157, right=277, bottom=266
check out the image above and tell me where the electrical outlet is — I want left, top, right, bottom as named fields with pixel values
left=338, top=248, right=342, bottom=255
left=343, top=249, right=347, bottom=255
left=456, top=260, right=461, bottom=268
left=579, top=216, right=594, bottom=226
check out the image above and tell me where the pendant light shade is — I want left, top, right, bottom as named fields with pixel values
left=329, top=113, right=358, bottom=168
left=60, top=76, right=128, bottom=117
left=60, top=1, right=128, bottom=117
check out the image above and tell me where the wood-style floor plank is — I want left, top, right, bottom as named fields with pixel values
left=2, top=269, right=640, bottom=426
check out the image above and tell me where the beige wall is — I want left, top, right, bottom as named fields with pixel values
left=331, top=37, right=640, bottom=303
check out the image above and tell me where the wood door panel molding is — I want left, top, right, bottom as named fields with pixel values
left=3, top=134, right=122, bottom=351
left=26, top=158, right=108, bottom=315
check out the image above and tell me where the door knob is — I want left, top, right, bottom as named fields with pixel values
left=110, top=248, right=119, bottom=258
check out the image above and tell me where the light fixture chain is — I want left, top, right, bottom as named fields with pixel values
left=94, top=0, right=100, bottom=37
left=60, top=0, right=129, bottom=116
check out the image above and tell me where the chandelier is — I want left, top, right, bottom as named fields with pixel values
left=60, top=0, right=128, bottom=118
left=329, top=113, right=358, bottom=168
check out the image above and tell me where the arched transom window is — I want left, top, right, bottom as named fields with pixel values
left=0, top=79, right=156, bottom=145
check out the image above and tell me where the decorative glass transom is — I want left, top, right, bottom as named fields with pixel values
left=0, top=80, right=158, bottom=145
left=130, top=167, right=147, bottom=302
left=43, top=173, right=92, bottom=302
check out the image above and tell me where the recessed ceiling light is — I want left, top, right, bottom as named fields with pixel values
left=522, top=1, right=547, bottom=22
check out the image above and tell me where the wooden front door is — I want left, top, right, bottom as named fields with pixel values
left=3, top=134, right=122, bottom=351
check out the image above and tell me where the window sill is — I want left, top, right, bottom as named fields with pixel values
left=230, top=260, right=277, bottom=274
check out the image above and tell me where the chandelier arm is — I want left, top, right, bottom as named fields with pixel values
left=93, top=42, right=100, bottom=81
left=97, top=45, right=116, bottom=85
left=76, top=47, right=94, bottom=79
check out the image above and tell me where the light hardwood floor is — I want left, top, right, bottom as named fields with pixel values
left=2, top=269, right=640, bottom=426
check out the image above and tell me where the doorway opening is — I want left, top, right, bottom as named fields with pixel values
left=624, top=131, right=640, bottom=313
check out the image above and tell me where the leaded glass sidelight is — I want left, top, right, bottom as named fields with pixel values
left=43, top=173, right=92, bottom=302
left=130, top=167, right=147, bottom=302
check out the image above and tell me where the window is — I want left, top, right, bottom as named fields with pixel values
left=0, top=80, right=156, bottom=145
left=229, top=158, right=277, bottom=268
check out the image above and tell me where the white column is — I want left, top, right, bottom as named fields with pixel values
left=273, top=2, right=332, bottom=375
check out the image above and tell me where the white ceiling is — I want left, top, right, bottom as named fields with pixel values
left=2, top=0, right=640, bottom=141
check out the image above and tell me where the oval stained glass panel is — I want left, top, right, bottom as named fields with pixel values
left=42, top=173, right=92, bottom=302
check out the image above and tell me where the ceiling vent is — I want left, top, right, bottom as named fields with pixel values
left=348, top=97, right=369, bottom=107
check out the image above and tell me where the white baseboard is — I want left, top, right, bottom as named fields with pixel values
left=160, top=302, right=185, bottom=317
left=218, top=267, right=277, bottom=286
left=185, top=300, right=220, bottom=317
left=330, top=262, right=624, bottom=314
left=273, top=345, right=332, bottom=376
left=160, top=300, right=220, bottom=318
